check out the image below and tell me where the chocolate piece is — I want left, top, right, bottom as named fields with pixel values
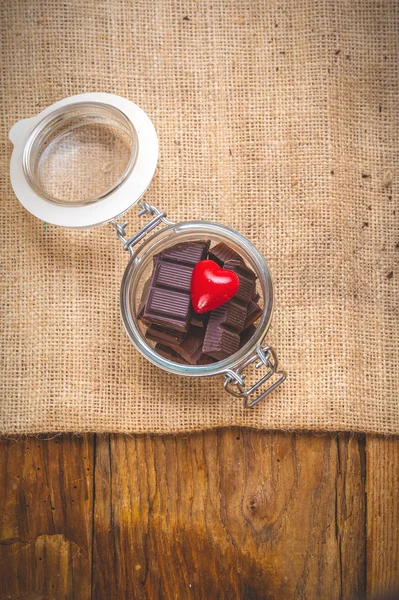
left=156, top=342, right=215, bottom=366
left=170, top=326, right=208, bottom=365
left=160, top=241, right=211, bottom=265
left=145, top=325, right=186, bottom=346
left=143, top=241, right=210, bottom=332
left=240, top=324, right=256, bottom=348
left=202, top=258, right=256, bottom=360
left=197, top=353, right=217, bottom=365
left=252, top=291, right=260, bottom=303
left=152, top=259, right=193, bottom=291
left=155, top=343, right=189, bottom=364
left=209, top=242, right=244, bottom=266
left=224, top=260, right=256, bottom=304
left=203, top=301, right=247, bottom=360
left=154, top=326, right=216, bottom=366
left=144, top=288, right=192, bottom=332
left=243, top=300, right=263, bottom=329
left=137, top=304, right=148, bottom=325
left=190, top=311, right=209, bottom=328
left=203, top=328, right=240, bottom=360
left=137, top=278, right=152, bottom=324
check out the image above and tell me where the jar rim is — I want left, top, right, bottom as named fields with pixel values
left=9, top=93, right=158, bottom=228
left=22, top=101, right=139, bottom=207
left=120, top=221, right=274, bottom=377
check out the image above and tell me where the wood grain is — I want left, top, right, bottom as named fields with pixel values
left=0, top=431, right=397, bottom=599
left=0, top=435, right=94, bottom=599
left=366, top=437, right=399, bottom=599
left=92, top=431, right=366, bottom=599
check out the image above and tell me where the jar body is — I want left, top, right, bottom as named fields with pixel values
left=120, top=220, right=274, bottom=378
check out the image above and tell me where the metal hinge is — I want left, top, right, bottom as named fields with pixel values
left=224, top=344, right=286, bottom=408
left=111, top=200, right=174, bottom=256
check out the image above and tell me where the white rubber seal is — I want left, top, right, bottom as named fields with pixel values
left=9, top=93, right=158, bottom=228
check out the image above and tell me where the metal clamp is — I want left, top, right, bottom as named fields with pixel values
left=112, top=201, right=174, bottom=256
left=224, top=345, right=286, bottom=408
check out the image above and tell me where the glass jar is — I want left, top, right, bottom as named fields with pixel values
left=9, top=93, right=286, bottom=408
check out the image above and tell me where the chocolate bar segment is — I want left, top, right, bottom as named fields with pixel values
left=155, top=343, right=189, bottom=364
left=224, top=259, right=256, bottom=304
left=173, top=326, right=203, bottom=364
left=160, top=241, right=211, bottom=265
left=202, top=301, right=247, bottom=360
left=240, top=324, right=257, bottom=348
left=151, top=326, right=216, bottom=365
left=137, top=278, right=152, bottom=324
left=153, top=259, right=193, bottom=291
left=144, top=287, right=192, bottom=332
left=143, top=240, right=210, bottom=333
left=203, top=327, right=241, bottom=360
left=145, top=325, right=186, bottom=346
left=172, top=326, right=215, bottom=365
left=155, top=338, right=215, bottom=365
left=196, top=353, right=216, bottom=365
left=202, top=259, right=256, bottom=360
left=209, top=242, right=244, bottom=266
left=190, top=312, right=209, bottom=328
left=243, top=300, right=263, bottom=330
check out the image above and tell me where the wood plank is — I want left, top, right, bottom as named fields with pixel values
left=367, top=436, right=399, bottom=598
left=0, top=434, right=94, bottom=599
left=336, top=434, right=367, bottom=599
left=92, top=430, right=366, bottom=599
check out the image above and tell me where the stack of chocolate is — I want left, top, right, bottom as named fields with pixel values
left=138, top=241, right=263, bottom=365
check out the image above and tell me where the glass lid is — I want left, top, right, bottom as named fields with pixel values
left=9, top=93, right=158, bottom=228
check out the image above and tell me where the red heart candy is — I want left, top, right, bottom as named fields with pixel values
left=191, top=260, right=240, bottom=314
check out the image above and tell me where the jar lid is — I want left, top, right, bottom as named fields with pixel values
left=9, top=93, right=158, bottom=228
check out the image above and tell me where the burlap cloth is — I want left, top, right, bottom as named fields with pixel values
left=1, top=0, right=398, bottom=435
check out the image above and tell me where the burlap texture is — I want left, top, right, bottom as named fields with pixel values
left=1, top=0, right=398, bottom=435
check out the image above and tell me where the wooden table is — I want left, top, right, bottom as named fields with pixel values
left=0, top=431, right=398, bottom=599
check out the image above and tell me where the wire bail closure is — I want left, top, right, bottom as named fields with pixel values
left=224, top=344, right=286, bottom=408
left=112, top=200, right=174, bottom=256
